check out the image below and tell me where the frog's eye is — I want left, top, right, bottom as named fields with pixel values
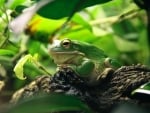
left=61, top=39, right=71, bottom=49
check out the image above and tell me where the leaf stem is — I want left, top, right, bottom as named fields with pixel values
left=33, top=60, right=52, bottom=76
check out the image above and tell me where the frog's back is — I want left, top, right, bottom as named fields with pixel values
left=73, top=40, right=107, bottom=61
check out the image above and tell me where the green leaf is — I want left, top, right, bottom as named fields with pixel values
left=37, top=0, right=112, bottom=19
left=13, top=54, right=38, bottom=80
left=131, top=82, right=150, bottom=101
left=72, top=14, right=92, bottom=31
left=9, top=0, right=111, bottom=34
left=8, top=0, right=25, bottom=9
left=132, top=82, right=150, bottom=93
left=0, top=0, right=5, bottom=7
left=0, top=49, right=15, bottom=56
left=93, top=34, right=119, bottom=58
left=114, top=35, right=139, bottom=52
left=7, top=94, right=93, bottom=113
left=9, top=0, right=54, bottom=34
left=26, top=15, right=65, bottom=42
left=8, top=0, right=32, bottom=9
left=63, top=28, right=96, bottom=42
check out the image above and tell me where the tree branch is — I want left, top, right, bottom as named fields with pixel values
left=10, top=64, right=150, bottom=113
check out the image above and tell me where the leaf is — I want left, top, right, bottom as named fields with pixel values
left=93, top=34, right=119, bottom=57
left=0, top=49, right=15, bottom=56
left=26, top=15, right=65, bottom=42
left=13, top=54, right=38, bottom=80
left=9, top=0, right=53, bottom=34
left=37, top=0, right=112, bottom=19
left=26, top=14, right=92, bottom=42
left=63, top=28, right=96, bottom=42
left=132, top=82, right=150, bottom=94
left=9, top=0, right=111, bottom=34
left=131, top=82, right=150, bottom=101
left=0, top=0, right=5, bottom=7
left=9, top=6, right=37, bottom=34
left=13, top=55, right=31, bottom=80
left=7, top=94, right=93, bottom=113
left=114, top=35, right=139, bottom=52
left=72, top=14, right=92, bottom=31
left=8, top=0, right=32, bottom=9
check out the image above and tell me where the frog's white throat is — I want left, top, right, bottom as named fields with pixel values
left=51, top=52, right=85, bottom=65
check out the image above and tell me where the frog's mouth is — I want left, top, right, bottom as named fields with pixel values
left=49, top=50, right=85, bottom=56
left=50, top=51, right=85, bottom=64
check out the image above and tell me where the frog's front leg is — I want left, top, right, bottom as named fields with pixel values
left=97, top=58, right=115, bottom=81
left=68, top=58, right=95, bottom=78
left=97, top=68, right=114, bottom=81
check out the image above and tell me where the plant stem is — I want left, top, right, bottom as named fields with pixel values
left=0, top=5, right=11, bottom=48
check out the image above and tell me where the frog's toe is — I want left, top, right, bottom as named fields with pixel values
left=97, top=68, right=114, bottom=81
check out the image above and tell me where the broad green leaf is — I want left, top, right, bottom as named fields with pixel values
left=7, top=94, right=93, bottom=113
left=27, top=14, right=92, bottom=42
left=102, top=0, right=129, bottom=16
left=72, top=14, right=92, bottom=31
left=9, top=0, right=111, bottom=34
left=112, top=20, right=139, bottom=41
left=26, top=15, right=65, bottom=42
left=0, top=49, right=15, bottom=56
left=11, top=5, right=28, bottom=17
left=93, top=34, right=119, bottom=58
left=37, top=0, right=112, bottom=19
left=63, top=28, right=96, bottom=42
left=8, top=0, right=33, bottom=9
left=0, top=0, right=5, bottom=7
left=113, top=35, right=139, bottom=52
left=13, top=54, right=38, bottom=80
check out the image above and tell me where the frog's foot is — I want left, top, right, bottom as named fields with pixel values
left=97, top=68, right=114, bottom=81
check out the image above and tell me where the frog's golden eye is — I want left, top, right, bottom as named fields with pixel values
left=61, top=39, right=71, bottom=49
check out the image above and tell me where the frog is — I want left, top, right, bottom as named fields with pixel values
left=49, top=39, right=120, bottom=86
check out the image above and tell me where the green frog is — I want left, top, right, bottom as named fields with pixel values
left=49, top=39, right=120, bottom=86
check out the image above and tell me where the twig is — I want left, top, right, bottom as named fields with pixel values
left=90, top=9, right=140, bottom=26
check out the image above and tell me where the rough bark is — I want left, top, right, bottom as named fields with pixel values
left=10, top=64, right=150, bottom=113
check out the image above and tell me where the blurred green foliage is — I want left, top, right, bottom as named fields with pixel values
left=0, top=0, right=149, bottom=90
left=6, top=94, right=93, bottom=113
left=0, top=0, right=150, bottom=112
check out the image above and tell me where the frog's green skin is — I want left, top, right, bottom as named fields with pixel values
left=49, top=39, right=120, bottom=85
